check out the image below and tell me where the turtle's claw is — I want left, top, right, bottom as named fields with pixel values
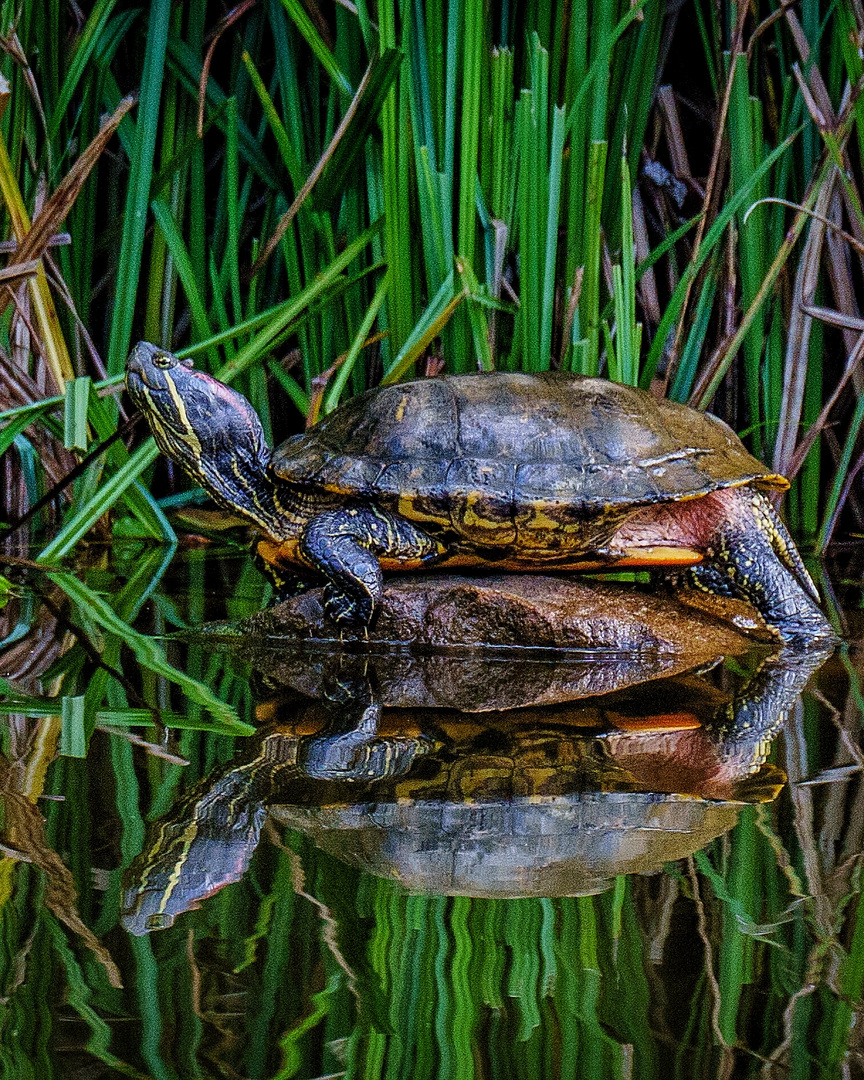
left=322, top=584, right=374, bottom=628
left=752, top=490, right=821, bottom=602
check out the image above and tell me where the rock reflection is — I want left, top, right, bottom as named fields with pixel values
left=122, top=641, right=830, bottom=934
left=237, top=574, right=770, bottom=710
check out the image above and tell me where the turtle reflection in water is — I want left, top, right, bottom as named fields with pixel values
left=126, top=342, right=832, bottom=643
left=121, top=645, right=828, bottom=934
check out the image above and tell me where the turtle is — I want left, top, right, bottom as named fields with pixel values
left=125, top=341, right=833, bottom=643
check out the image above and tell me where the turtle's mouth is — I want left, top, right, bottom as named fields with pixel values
left=124, top=365, right=150, bottom=398
left=125, top=364, right=175, bottom=420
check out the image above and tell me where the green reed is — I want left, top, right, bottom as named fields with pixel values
left=4, top=0, right=863, bottom=550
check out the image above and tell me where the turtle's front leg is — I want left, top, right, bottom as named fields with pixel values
left=299, top=505, right=439, bottom=625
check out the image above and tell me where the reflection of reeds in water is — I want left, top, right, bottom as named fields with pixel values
left=0, top=581, right=858, bottom=1076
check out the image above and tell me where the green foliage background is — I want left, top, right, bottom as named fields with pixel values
left=3, top=0, right=864, bottom=549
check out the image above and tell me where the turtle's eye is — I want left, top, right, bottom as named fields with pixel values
left=152, top=354, right=173, bottom=369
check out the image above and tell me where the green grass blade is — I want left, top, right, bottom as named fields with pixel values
left=816, top=385, right=864, bottom=552
left=36, top=441, right=163, bottom=562
left=0, top=410, right=50, bottom=457
left=457, top=258, right=493, bottom=372
left=541, top=105, right=566, bottom=371
left=47, top=571, right=249, bottom=732
left=216, top=218, right=383, bottom=384
left=63, top=377, right=92, bottom=452
left=640, top=127, right=801, bottom=392
left=106, top=0, right=172, bottom=374
left=150, top=199, right=215, bottom=359
left=563, top=0, right=648, bottom=139
left=378, top=0, right=414, bottom=357
left=0, top=696, right=252, bottom=736
left=48, top=0, right=122, bottom=142
left=278, top=0, right=354, bottom=98
left=241, top=50, right=304, bottom=186
left=165, top=35, right=279, bottom=188
left=266, top=360, right=311, bottom=417
left=458, top=0, right=482, bottom=275
left=324, top=269, right=390, bottom=412
left=382, top=270, right=463, bottom=384
left=578, top=140, right=607, bottom=376
left=313, top=48, right=404, bottom=211
left=60, top=695, right=87, bottom=757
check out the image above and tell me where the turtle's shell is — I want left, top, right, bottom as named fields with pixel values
left=271, top=373, right=786, bottom=531
left=271, top=793, right=746, bottom=898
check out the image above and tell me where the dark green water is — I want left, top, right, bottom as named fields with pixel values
left=0, top=545, right=862, bottom=1079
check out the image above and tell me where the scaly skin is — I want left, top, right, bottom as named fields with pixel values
left=126, top=342, right=438, bottom=623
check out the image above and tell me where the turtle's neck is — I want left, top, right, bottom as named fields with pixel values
left=195, top=440, right=330, bottom=540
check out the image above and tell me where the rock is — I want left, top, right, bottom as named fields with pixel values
left=243, top=574, right=766, bottom=653
left=229, top=575, right=770, bottom=712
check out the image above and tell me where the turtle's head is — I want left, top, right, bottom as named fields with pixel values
left=126, top=342, right=283, bottom=533
left=126, top=340, right=195, bottom=393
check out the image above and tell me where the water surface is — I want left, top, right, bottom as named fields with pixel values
left=0, top=545, right=861, bottom=1079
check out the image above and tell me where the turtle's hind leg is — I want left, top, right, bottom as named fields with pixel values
left=692, top=488, right=835, bottom=647
left=751, top=489, right=820, bottom=601
left=300, top=505, right=439, bottom=625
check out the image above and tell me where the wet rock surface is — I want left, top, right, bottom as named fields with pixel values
left=242, top=574, right=767, bottom=652
left=231, top=575, right=772, bottom=711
